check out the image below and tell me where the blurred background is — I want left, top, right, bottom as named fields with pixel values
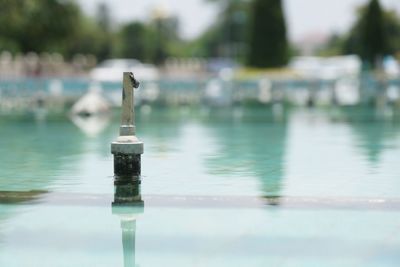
left=0, top=0, right=399, bottom=116
left=1, top=1, right=400, bottom=266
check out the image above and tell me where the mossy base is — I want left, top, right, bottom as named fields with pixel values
left=113, top=154, right=141, bottom=177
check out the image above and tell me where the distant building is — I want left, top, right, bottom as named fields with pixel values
left=289, top=55, right=362, bottom=79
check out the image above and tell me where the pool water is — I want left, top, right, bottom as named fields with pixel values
left=0, top=106, right=399, bottom=267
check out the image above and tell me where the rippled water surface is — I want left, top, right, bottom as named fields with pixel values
left=0, top=106, right=400, bottom=266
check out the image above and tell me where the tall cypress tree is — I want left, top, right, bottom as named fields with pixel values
left=359, top=0, right=388, bottom=68
left=247, top=0, right=288, bottom=68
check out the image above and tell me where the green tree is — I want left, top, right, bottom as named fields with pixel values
left=190, top=26, right=222, bottom=57
left=150, top=15, right=180, bottom=64
left=63, top=16, right=111, bottom=59
left=0, top=0, right=120, bottom=60
left=196, top=0, right=249, bottom=59
left=317, top=34, right=346, bottom=57
left=214, top=0, right=249, bottom=59
left=385, top=11, right=400, bottom=55
left=359, top=0, right=388, bottom=67
left=117, top=22, right=150, bottom=62
left=116, top=16, right=181, bottom=65
left=0, top=0, right=82, bottom=54
left=19, top=0, right=81, bottom=53
left=0, top=0, right=28, bottom=52
left=96, top=2, right=111, bottom=32
left=94, top=2, right=113, bottom=60
left=343, top=0, right=397, bottom=68
left=247, top=0, right=289, bottom=68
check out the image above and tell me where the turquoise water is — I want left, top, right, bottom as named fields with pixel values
left=0, top=106, right=400, bottom=266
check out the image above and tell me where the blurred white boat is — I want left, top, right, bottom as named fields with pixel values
left=71, top=83, right=110, bottom=116
left=90, top=59, right=159, bottom=82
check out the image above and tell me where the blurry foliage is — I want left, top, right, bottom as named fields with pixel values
left=319, top=0, right=400, bottom=68
left=343, top=0, right=391, bottom=68
left=247, top=0, right=289, bottom=68
left=0, top=0, right=81, bottom=55
left=317, top=34, right=346, bottom=57
left=115, top=22, right=150, bottom=62
left=0, top=0, right=180, bottom=64
left=189, top=0, right=249, bottom=61
left=7, top=0, right=397, bottom=69
left=151, top=16, right=180, bottom=64
left=0, top=0, right=290, bottom=67
left=200, top=0, right=290, bottom=67
left=0, top=37, right=20, bottom=54
left=63, top=16, right=113, bottom=60
left=115, top=16, right=181, bottom=64
left=96, top=2, right=111, bottom=33
left=188, top=26, right=222, bottom=57
left=94, top=2, right=113, bottom=61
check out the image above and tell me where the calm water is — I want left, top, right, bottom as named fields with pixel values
left=0, top=106, right=400, bottom=266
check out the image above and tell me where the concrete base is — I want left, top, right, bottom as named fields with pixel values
left=111, top=139, right=143, bottom=155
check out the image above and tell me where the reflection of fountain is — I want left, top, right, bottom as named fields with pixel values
left=69, top=82, right=112, bottom=137
left=70, top=114, right=111, bottom=137
left=70, top=83, right=110, bottom=116
left=112, top=177, right=144, bottom=267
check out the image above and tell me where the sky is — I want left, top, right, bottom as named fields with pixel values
left=77, top=0, right=400, bottom=41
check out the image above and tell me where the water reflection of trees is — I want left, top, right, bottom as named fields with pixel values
left=134, top=107, right=188, bottom=154
left=202, top=106, right=289, bottom=198
left=333, top=106, right=400, bottom=165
